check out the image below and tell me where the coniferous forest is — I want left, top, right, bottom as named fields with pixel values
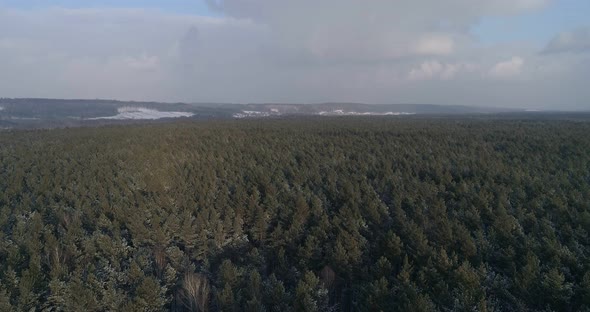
left=1, top=117, right=590, bottom=311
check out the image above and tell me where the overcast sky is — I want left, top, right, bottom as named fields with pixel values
left=0, top=0, right=589, bottom=109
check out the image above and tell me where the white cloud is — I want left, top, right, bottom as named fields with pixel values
left=204, top=0, right=550, bottom=63
left=414, top=35, right=455, bottom=56
left=408, top=61, right=478, bottom=81
left=544, top=27, right=590, bottom=54
left=408, top=61, right=444, bottom=81
left=489, top=57, right=524, bottom=78
left=125, top=54, right=160, bottom=71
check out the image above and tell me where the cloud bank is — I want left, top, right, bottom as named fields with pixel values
left=0, top=1, right=588, bottom=110
left=544, top=27, right=590, bottom=54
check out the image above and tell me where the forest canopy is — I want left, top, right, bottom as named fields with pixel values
left=0, top=117, right=589, bottom=311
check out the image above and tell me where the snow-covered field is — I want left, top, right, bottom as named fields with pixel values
left=317, top=110, right=415, bottom=116
left=233, top=109, right=417, bottom=118
left=90, top=107, right=194, bottom=120
left=9, top=117, right=39, bottom=120
left=233, top=111, right=274, bottom=118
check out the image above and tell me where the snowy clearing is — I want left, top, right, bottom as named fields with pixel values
left=317, top=111, right=415, bottom=116
left=233, top=111, right=274, bottom=118
left=89, top=107, right=194, bottom=120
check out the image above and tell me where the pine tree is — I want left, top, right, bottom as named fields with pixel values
left=295, top=271, right=331, bottom=312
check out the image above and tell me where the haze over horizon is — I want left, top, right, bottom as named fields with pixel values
left=1, top=0, right=589, bottom=110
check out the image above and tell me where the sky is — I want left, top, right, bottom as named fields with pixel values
left=0, top=0, right=589, bottom=110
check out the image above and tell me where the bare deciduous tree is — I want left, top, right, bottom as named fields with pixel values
left=180, top=272, right=210, bottom=312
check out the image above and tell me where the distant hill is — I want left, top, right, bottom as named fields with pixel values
left=0, top=98, right=524, bottom=129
